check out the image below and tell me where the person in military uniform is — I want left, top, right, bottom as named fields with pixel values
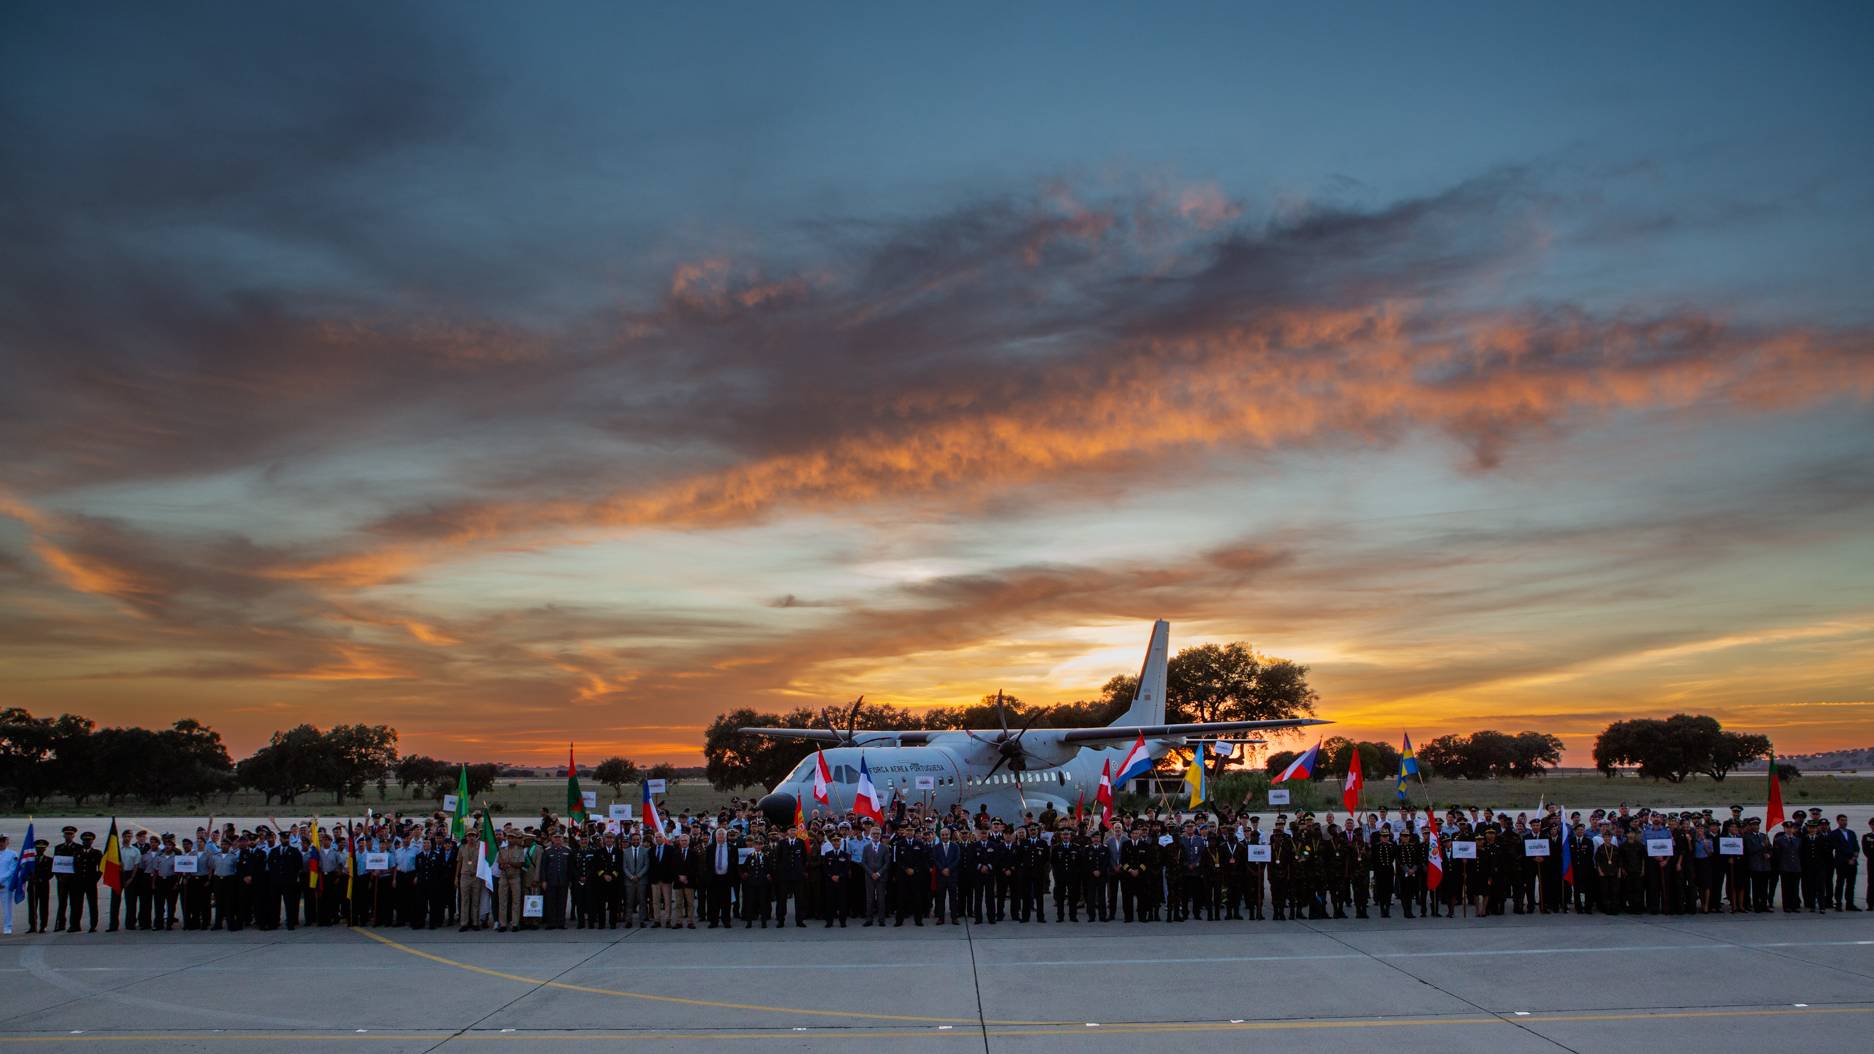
left=269, top=830, right=304, bottom=930
left=67, top=829, right=102, bottom=933
left=1019, top=826, right=1049, bottom=924
left=1267, top=821, right=1294, bottom=921
left=740, top=834, right=772, bottom=928
left=1593, top=824, right=1621, bottom=915
left=51, top=826, right=80, bottom=932
left=456, top=831, right=487, bottom=930
left=1366, top=826, right=1397, bottom=917
left=1242, top=819, right=1266, bottom=920
left=1398, top=828, right=1425, bottom=918
left=819, top=829, right=849, bottom=928
left=976, top=828, right=1007, bottom=924
left=1320, top=822, right=1347, bottom=919
left=1050, top=829, right=1080, bottom=922
left=766, top=829, right=799, bottom=927
left=495, top=831, right=527, bottom=932
left=891, top=826, right=929, bottom=926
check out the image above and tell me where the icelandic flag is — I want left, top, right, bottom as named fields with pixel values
left=642, top=781, right=663, bottom=833
left=812, top=749, right=832, bottom=805
left=1558, top=805, right=1574, bottom=886
left=1113, top=733, right=1153, bottom=789
left=854, top=755, right=884, bottom=823
left=1397, top=732, right=1418, bottom=801
left=1272, top=739, right=1321, bottom=784
left=1096, top=759, right=1114, bottom=826
left=12, top=822, right=33, bottom=904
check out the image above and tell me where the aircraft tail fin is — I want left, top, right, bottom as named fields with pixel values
left=1113, top=620, right=1170, bottom=727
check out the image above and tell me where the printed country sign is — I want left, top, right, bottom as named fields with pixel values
left=172, top=855, right=199, bottom=874
left=1719, top=837, right=1745, bottom=856
left=51, top=856, right=75, bottom=874
left=523, top=895, right=543, bottom=918
left=442, top=794, right=458, bottom=812
left=1523, top=839, right=1551, bottom=857
left=363, top=852, right=391, bottom=870
left=608, top=804, right=632, bottom=821
left=1646, top=838, right=1673, bottom=857
left=1246, top=844, right=1272, bottom=862
left=1267, top=788, right=1290, bottom=805
left=1450, top=840, right=1477, bottom=859
left=914, top=776, right=935, bottom=790
left=581, top=790, right=598, bottom=809
left=646, top=779, right=667, bottom=794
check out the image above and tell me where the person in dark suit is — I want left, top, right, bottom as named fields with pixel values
left=769, top=831, right=801, bottom=927
left=706, top=828, right=739, bottom=928
left=892, top=827, right=929, bottom=927
left=932, top=827, right=963, bottom=924
left=238, top=833, right=272, bottom=930
left=1831, top=815, right=1860, bottom=911
left=269, top=835, right=304, bottom=930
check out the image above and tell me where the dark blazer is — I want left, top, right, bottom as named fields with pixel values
left=267, top=844, right=304, bottom=887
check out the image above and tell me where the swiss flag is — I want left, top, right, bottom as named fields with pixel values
left=1342, top=746, right=1364, bottom=812
left=1096, top=758, right=1114, bottom=827
left=812, top=750, right=832, bottom=805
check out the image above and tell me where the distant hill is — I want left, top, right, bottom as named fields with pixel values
left=1738, top=746, right=1874, bottom=771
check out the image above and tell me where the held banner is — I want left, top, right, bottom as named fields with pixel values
left=1719, top=837, right=1745, bottom=856
left=915, top=776, right=935, bottom=790
left=51, top=856, right=75, bottom=874
left=581, top=790, right=598, bottom=809
left=1646, top=838, right=1673, bottom=858
left=1523, top=839, right=1551, bottom=857
left=646, top=779, right=667, bottom=795
left=441, top=794, right=458, bottom=813
left=172, top=855, right=199, bottom=874
left=1246, top=844, right=1272, bottom=862
left=1267, top=788, right=1290, bottom=805
left=363, top=852, right=391, bottom=871
left=1450, top=840, right=1477, bottom=859
left=608, top=804, right=632, bottom=821
left=523, top=895, right=543, bottom=918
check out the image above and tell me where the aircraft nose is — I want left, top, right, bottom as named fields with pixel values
left=758, top=791, right=797, bottom=827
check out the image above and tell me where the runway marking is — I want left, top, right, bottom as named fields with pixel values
left=0, top=1007, right=1869, bottom=1043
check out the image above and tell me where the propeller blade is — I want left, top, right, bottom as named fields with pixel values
left=847, top=695, right=863, bottom=741
left=994, top=690, right=1008, bottom=734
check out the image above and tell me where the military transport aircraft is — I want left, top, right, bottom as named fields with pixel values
left=748, top=620, right=1330, bottom=826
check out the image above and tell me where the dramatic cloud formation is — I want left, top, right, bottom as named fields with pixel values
left=2, top=5, right=1871, bottom=763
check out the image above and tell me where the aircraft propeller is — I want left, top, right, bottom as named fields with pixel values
left=966, top=690, right=1043, bottom=777
left=820, top=695, right=864, bottom=746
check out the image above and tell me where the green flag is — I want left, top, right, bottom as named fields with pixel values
left=450, top=764, right=470, bottom=839
left=476, top=809, right=498, bottom=892
left=565, top=743, right=587, bottom=822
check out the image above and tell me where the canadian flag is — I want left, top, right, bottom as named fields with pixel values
left=1342, top=746, right=1364, bottom=812
left=1096, top=758, right=1114, bottom=827
left=812, top=750, right=832, bottom=805
left=853, top=755, right=884, bottom=823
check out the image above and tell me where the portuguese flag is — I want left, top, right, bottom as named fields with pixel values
left=1764, top=749, right=1785, bottom=830
left=566, top=743, right=586, bottom=823
left=100, top=818, right=123, bottom=892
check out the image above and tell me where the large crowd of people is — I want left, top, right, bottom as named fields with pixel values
left=0, top=799, right=1866, bottom=936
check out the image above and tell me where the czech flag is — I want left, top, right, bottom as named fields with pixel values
left=1341, top=745, right=1364, bottom=812
left=1114, top=733, right=1153, bottom=789
left=812, top=749, right=832, bottom=805
left=1272, top=739, right=1321, bottom=784
left=1096, top=759, right=1114, bottom=826
left=854, top=755, right=884, bottom=823
left=642, top=781, right=663, bottom=833
left=1425, top=812, right=1445, bottom=891
left=1397, top=732, right=1418, bottom=802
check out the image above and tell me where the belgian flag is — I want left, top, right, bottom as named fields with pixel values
left=100, top=818, right=123, bottom=892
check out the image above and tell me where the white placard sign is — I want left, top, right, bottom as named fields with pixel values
left=1246, top=844, right=1272, bottom=862
left=581, top=790, right=598, bottom=809
left=442, top=794, right=458, bottom=812
left=646, top=779, right=667, bottom=794
left=915, top=776, right=935, bottom=790
left=1267, top=788, right=1290, bottom=805
left=737, top=847, right=753, bottom=863
left=364, top=852, right=391, bottom=871
left=523, top=895, right=543, bottom=918
left=1450, top=840, right=1477, bottom=859
left=1158, top=834, right=1174, bottom=846
left=609, top=804, right=632, bottom=821
left=51, top=856, right=74, bottom=874
left=172, top=855, right=199, bottom=874
left=1523, top=839, right=1551, bottom=857
left=1646, top=838, right=1673, bottom=858
left=1719, top=837, right=1745, bottom=856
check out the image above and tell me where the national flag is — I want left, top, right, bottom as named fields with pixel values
left=853, top=755, right=884, bottom=823
left=1095, top=759, right=1114, bottom=826
left=1557, top=805, right=1574, bottom=885
left=1342, top=745, right=1364, bottom=812
left=13, top=822, right=33, bottom=904
left=642, top=781, right=663, bottom=833
left=565, top=744, right=586, bottom=823
left=1764, top=749, right=1785, bottom=830
left=1425, top=811, right=1445, bottom=891
left=1184, top=742, right=1209, bottom=808
left=811, top=750, right=832, bottom=805
left=1114, top=732, right=1153, bottom=789
left=793, top=795, right=804, bottom=830
left=344, top=832, right=356, bottom=903
left=450, top=764, right=471, bottom=840
left=100, top=819, right=123, bottom=892
left=307, top=817, right=321, bottom=890
left=1073, top=788, right=1085, bottom=826
left=476, top=810, right=498, bottom=892
left=1397, top=732, right=1418, bottom=802
left=1272, top=739, right=1321, bottom=784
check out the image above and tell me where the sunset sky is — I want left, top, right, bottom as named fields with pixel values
left=2, top=4, right=1871, bottom=766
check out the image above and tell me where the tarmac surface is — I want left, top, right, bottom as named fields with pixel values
left=0, top=904, right=1869, bottom=1052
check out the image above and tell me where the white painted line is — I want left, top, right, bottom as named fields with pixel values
left=1514, top=1011, right=1531, bottom=1016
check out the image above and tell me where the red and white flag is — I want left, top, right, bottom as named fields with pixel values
left=1342, top=746, right=1364, bottom=812
left=812, top=749, right=832, bottom=805
left=1425, top=812, right=1445, bottom=891
left=1095, top=758, right=1114, bottom=827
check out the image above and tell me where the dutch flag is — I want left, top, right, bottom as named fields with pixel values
left=1113, top=733, right=1154, bottom=789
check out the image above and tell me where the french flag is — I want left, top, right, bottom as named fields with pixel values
left=812, top=749, right=832, bottom=805
left=854, top=755, right=885, bottom=823
left=641, top=782, right=662, bottom=833
left=1113, top=733, right=1153, bottom=789
left=1272, top=739, right=1321, bottom=784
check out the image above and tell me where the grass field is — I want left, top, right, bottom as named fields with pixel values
left=12, top=771, right=1869, bottom=818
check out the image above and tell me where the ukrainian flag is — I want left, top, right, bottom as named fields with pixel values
left=1397, top=732, right=1419, bottom=802
left=1184, top=741, right=1210, bottom=808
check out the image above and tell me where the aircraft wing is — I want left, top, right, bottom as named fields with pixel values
left=1055, top=717, right=1330, bottom=744
left=735, top=727, right=938, bottom=746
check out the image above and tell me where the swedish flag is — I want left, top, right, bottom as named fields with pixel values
left=1397, top=732, right=1419, bottom=802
